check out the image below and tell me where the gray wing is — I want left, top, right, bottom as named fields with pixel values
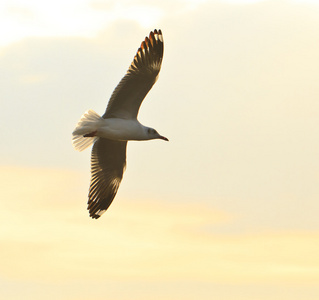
left=87, top=138, right=127, bottom=219
left=103, top=29, right=164, bottom=119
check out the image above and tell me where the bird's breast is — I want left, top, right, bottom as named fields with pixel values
left=96, top=119, right=145, bottom=141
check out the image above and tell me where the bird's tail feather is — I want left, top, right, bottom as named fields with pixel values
left=72, top=109, right=102, bottom=151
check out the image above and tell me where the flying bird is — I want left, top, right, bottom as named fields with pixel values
left=72, top=29, right=167, bottom=219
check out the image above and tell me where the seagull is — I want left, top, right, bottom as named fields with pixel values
left=72, top=29, right=168, bottom=219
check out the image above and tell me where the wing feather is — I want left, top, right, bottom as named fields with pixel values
left=103, top=29, right=164, bottom=119
left=87, top=138, right=127, bottom=219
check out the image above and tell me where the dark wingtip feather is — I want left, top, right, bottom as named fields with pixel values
left=141, top=40, right=147, bottom=50
left=91, top=214, right=100, bottom=219
left=129, top=29, right=163, bottom=74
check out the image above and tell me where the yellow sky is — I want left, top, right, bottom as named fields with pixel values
left=1, top=0, right=319, bottom=299
left=1, top=167, right=318, bottom=289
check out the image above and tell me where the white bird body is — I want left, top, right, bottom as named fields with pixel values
left=72, top=111, right=145, bottom=139
left=98, top=118, right=147, bottom=141
left=72, top=29, right=167, bottom=219
left=73, top=109, right=166, bottom=151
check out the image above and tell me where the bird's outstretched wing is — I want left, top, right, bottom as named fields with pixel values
left=87, top=138, right=127, bottom=219
left=103, top=29, right=164, bottom=119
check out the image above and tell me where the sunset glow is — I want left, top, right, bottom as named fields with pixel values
left=1, top=0, right=319, bottom=299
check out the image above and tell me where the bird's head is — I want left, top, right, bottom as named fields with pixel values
left=146, top=127, right=169, bottom=141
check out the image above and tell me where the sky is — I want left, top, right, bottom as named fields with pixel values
left=1, top=0, right=319, bottom=299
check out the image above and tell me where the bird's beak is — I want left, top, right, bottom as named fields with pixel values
left=159, top=135, right=169, bottom=141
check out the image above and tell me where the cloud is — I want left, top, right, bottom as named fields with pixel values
left=0, top=166, right=318, bottom=287
left=1, top=0, right=208, bottom=47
